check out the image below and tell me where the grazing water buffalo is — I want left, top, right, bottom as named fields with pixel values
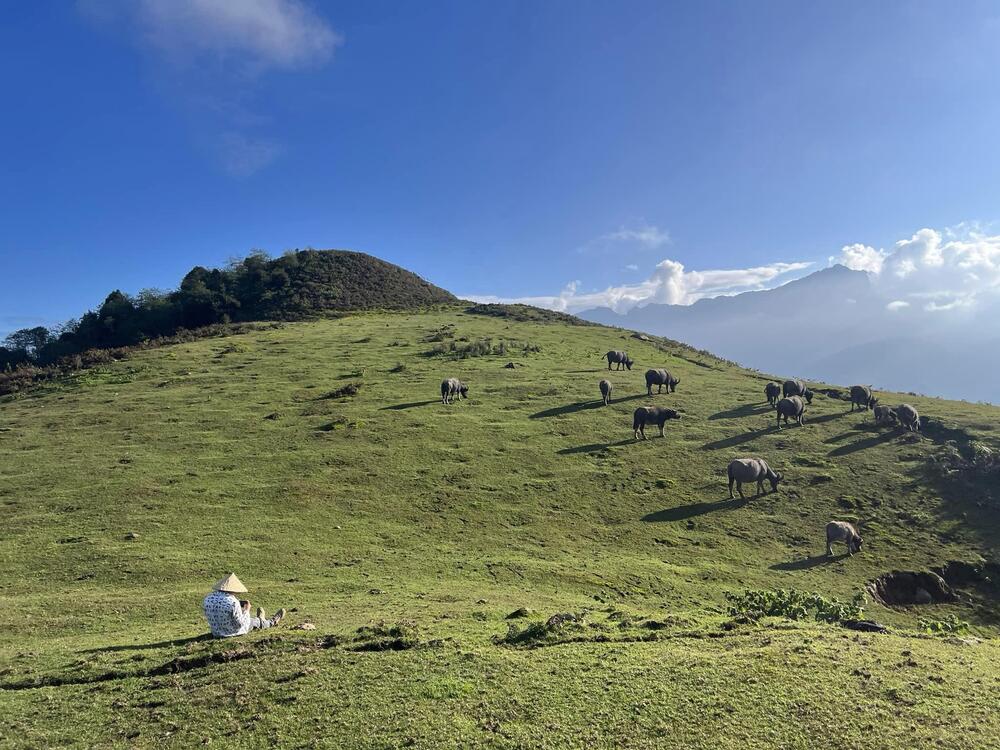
left=727, top=458, right=783, bottom=500
left=765, top=382, right=781, bottom=408
left=645, top=369, right=680, bottom=395
left=605, top=351, right=633, bottom=371
left=826, top=521, right=863, bottom=556
left=850, top=385, right=877, bottom=412
left=599, top=379, right=613, bottom=405
left=782, top=379, right=814, bottom=404
left=873, top=404, right=897, bottom=425
left=440, top=378, right=469, bottom=404
left=897, top=403, right=921, bottom=432
left=633, top=406, right=680, bottom=440
left=776, top=396, right=806, bottom=428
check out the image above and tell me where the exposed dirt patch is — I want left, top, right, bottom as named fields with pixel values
left=319, top=382, right=362, bottom=400
left=867, top=571, right=957, bottom=606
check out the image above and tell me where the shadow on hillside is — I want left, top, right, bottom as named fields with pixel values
left=80, top=634, right=212, bottom=654
left=381, top=399, right=440, bottom=411
left=709, top=403, right=772, bottom=421
left=823, top=428, right=867, bottom=445
left=557, top=439, right=634, bottom=455
left=530, top=394, right=644, bottom=419
left=808, top=412, right=848, bottom=425
left=702, top=428, right=772, bottom=451
left=827, top=430, right=898, bottom=457
left=642, top=497, right=746, bottom=522
left=770, top=553, right=846, bottom=571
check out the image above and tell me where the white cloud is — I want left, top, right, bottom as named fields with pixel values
left=218, top=132, right=284, bottom=176
left=600, top=224, right=670, bottom=249
left=624, top=264, right=639, bottom=271
left=579, top=223, right=671, bottom=254
left=834, top=243, right=887, bottom=274
left=80, top=0, right=341, bottom=70
left=471, top=223, right=1000, bottom=318
left=463, top=259, right=812, bottom=313
left=79, top=0, right=341, bottom=176
left=839, top=227, right=1000, bottom=313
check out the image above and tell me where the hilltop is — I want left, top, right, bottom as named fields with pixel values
left=0, top=249, right=456, bottom=376
left=1, top=306, right=999, bottom=748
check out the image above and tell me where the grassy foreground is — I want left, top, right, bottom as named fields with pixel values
left=1, top=308, right=998, bottom=748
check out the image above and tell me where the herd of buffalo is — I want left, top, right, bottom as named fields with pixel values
left=437, top=345, right=929, bottom=558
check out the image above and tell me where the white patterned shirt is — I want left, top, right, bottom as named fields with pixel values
left=203, top=590, right=251, bottom=637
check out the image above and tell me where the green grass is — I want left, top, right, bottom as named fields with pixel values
left=1, top=308, right=999, bottom=748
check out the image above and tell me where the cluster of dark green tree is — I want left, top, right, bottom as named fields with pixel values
left=1, top=249, right=456, bottom=371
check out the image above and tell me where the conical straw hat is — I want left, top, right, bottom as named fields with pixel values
left=212, top=573, right=248, bottom=593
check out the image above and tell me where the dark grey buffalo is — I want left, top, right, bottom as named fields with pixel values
left=632, top=406, right=680, bottom=440
left=440, top=378, right=468, bottom=405
left=873, top=404, right=897, bottom=425
left=765, top=382, right=781, bottom=408
left=826, top=521, right=863, bottom=556
left=599, top=379, right=613, bottom=406
left=850, top=385, right=877, bottom=412
left=645, top=369, right=680, bottom=396
left=897, top=403, right=921, bottom=432
left=727, top=458, right=783, bottom=500
left=605, top=351, right=633, bottom=371
left=776, top=396, right=806, bottom=428
left=782, top=379, right=814, bottom=404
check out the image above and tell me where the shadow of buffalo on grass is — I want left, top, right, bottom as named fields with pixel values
left=701, top=427, right=773, bottom=451
left=642, top=497, right=747, bottom=522
left=380, top=399, right=441, bottom=411
left=708, top=403, right=772, bottom=420
left=557, top=439, right=634, bottom=455
left=769, top=553, right=847, bottom=571
left=530, top=394, right=645, bottom=419
left=827, top=430, right=898, bottom=457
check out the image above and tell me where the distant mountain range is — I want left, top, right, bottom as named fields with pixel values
left=579, top=265, right=998, bottom=404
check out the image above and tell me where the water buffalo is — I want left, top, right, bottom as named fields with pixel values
left=850, top=385, right=877, bottom=412
left=826, top=521, right=863, bottom=556
left=599, top=379, right=613, bottom=406
left=765, top=382, right=781, bottom=407
left=440, top=378, right=468, bottom=405
left=776, top=396, right=806, bottom=428
left=727, top=458, right=783, bottom=500
left=605, top=351, right=633, bottom=371
left=645, top=369, right=680, bottom=396
left=873, top=404, right=897, bottom=425
left=633, top=406, right=680, bottom=440
left=897, top=403, right=921, bottom=432
left=783, top=379, right=814, bottom=404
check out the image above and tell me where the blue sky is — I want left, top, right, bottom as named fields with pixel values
left=3, top=1, right=1000, bottom=336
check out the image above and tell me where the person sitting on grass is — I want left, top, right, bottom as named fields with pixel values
left=203, top=573, right=287, bottom=638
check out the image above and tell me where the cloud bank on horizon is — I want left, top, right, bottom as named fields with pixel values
left=833, top=225, right=1000, bottom=315
left=465, top=224, right=1000, bottom=315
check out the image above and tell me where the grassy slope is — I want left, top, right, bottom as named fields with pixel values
left=1, top=309, right=999, bottom=748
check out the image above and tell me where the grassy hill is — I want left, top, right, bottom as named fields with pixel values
left=1, top=307, right=999, bottom=748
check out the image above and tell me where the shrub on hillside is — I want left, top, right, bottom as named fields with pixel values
left=726, top=589, right=866, bottom=624
left=424, top=337, right=541, bottom=359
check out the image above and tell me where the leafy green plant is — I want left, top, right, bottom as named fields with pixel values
left=726, top=589, right=865, bottom=624
left=919, top=615, right=970, bottom=636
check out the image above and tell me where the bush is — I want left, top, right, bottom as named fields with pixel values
left=725, top=589, right=866, bottom=624
left=423, top=337, right=541, bottom=359
left=919, top=615, right=970, bottom=636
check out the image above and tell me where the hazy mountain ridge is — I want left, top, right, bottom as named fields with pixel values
left=580, top=265, right=998, bottom=403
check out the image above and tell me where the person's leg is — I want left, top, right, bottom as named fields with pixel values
left=249, top=609, right=287, bottom=631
